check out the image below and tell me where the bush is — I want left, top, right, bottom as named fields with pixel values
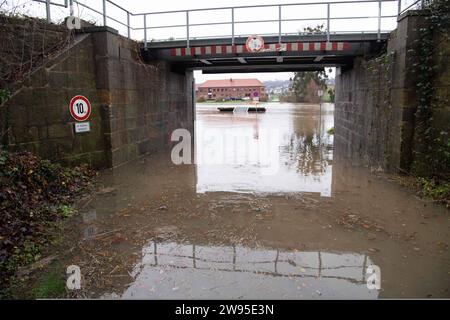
left=0, top=89, right=10, bottom=105
left=0, top=151, right=96, bottom=295
left=417, top=178, right=450, bottom=207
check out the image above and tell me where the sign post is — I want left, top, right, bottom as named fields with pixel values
left=317, top=89, right=324, bottom=114
left=317, top=89, right=324, bottom=142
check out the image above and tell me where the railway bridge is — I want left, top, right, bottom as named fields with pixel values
left=35, top=0, right=415, bottom=72
left=1, top=0, right=439, bottom=173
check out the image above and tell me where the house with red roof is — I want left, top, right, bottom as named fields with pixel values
left=197, top=78, right=267, bottom=101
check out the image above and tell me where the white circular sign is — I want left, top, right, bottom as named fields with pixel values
left=246, top=35, right=265, bottom=52
left=69, top=95, right=91, bottom=122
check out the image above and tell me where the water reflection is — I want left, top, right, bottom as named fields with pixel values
left=117, top=241, right=378, bottom=299
left=195, top=104, right=334, bottom=196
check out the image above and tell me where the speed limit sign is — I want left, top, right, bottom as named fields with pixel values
left=69, top=95, right=91, bottom=122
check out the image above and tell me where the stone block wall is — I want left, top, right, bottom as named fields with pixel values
left=334, top=54, right=399, bottom=170
left=1, top=34, right=108, bottom=167
left=433, top=39, right=450, bottom=131
left=0, top=22, right=194, bottom=168
left=91, top=30, right=194, bottom=167
left=334, top=10, right=448, bottom=173
left=0, top=15, right=70, bottom=89
left=410, top=23, right=450, bottom=178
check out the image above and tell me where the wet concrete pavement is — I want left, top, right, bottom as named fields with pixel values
left=55, top=103, right=448, bottom=299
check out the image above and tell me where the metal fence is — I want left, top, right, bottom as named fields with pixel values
left=32, top=0, right=424, bottom=48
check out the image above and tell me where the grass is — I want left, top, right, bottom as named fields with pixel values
left=30, top=264, right=66, bottom=299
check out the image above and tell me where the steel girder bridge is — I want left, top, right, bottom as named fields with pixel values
left=34, top=0, right=424, bottom=72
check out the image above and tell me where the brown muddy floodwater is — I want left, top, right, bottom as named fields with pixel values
left=52, top=103, right=448, bottom=299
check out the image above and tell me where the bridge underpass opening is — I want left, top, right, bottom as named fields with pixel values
left=192, top=69, right=335, bottom=197
left=2, top=0, right=448, bottom=300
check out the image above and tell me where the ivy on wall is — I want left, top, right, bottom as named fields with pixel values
left=411, top=0, right=450, bottom=180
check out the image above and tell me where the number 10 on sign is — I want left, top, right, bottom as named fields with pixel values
left=69, top=95, right=92, bottom=122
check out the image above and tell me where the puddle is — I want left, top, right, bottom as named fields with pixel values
left=111, top=241, right=378, bottom=299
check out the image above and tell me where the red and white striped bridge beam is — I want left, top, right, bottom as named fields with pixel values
left=170, top=42, right=350, bottom=57
left=142, top=34, right=387, bottom=72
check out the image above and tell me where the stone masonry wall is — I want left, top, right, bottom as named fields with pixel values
left=334, top=55, right=399, bottom=170
left=0, top=23, right=194, bottom=168
left=0, top=33, right=108, bottom=167
left=432, top=35, right=450, bottom=138
left=0, top=15, right=71, bottom=90
left=91, top=30, right=194, bottom=167
left=334, top=11, right=442, bottom=172
left=411, top=24, right=450, bottom=177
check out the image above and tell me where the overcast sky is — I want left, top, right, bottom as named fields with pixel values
left=2, top=0, right=419, bottom=82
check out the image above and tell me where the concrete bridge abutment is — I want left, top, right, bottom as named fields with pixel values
left=0, top=24, right=194, bottom=168
left=334, top=10, right=448, bottom=174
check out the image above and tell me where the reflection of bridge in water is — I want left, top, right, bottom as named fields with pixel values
left=140, top=242, right=371, bottom=284
left=119, top=241, right=379, bottom=299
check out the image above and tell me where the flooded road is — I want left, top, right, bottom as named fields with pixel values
left=51, top=103, right=449, bottom=299
left=196, top=104, right=333, bottom=196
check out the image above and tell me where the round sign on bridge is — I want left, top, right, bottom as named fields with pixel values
left=69, top=95, right=91, bottom=122
left=245, top=35, right=265, bottom=53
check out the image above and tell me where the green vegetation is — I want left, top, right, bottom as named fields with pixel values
left=418, top=178, right=450, bottom=205
left=278, top=24, right=331, bottom=104
left=327, top=127, right=334, bottom=135
left=299, top=24, right=325, bottom=35
left=30, top=265, right=66, bottom=299
left=409, top=0, right=450, bottom=205
left=0, top=89, right=10, bottom=104
left=0, top=150, right=96, bottom=297
left=290, top=71, right=328, bottom=103
left=396, top=175, right=450, bottom=208
left=58, top=204, right=77, bottom=218
left=327, top=87, right=335, bottom=103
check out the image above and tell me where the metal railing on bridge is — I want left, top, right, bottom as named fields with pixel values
left=31, top=0, right=425, bottom=49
